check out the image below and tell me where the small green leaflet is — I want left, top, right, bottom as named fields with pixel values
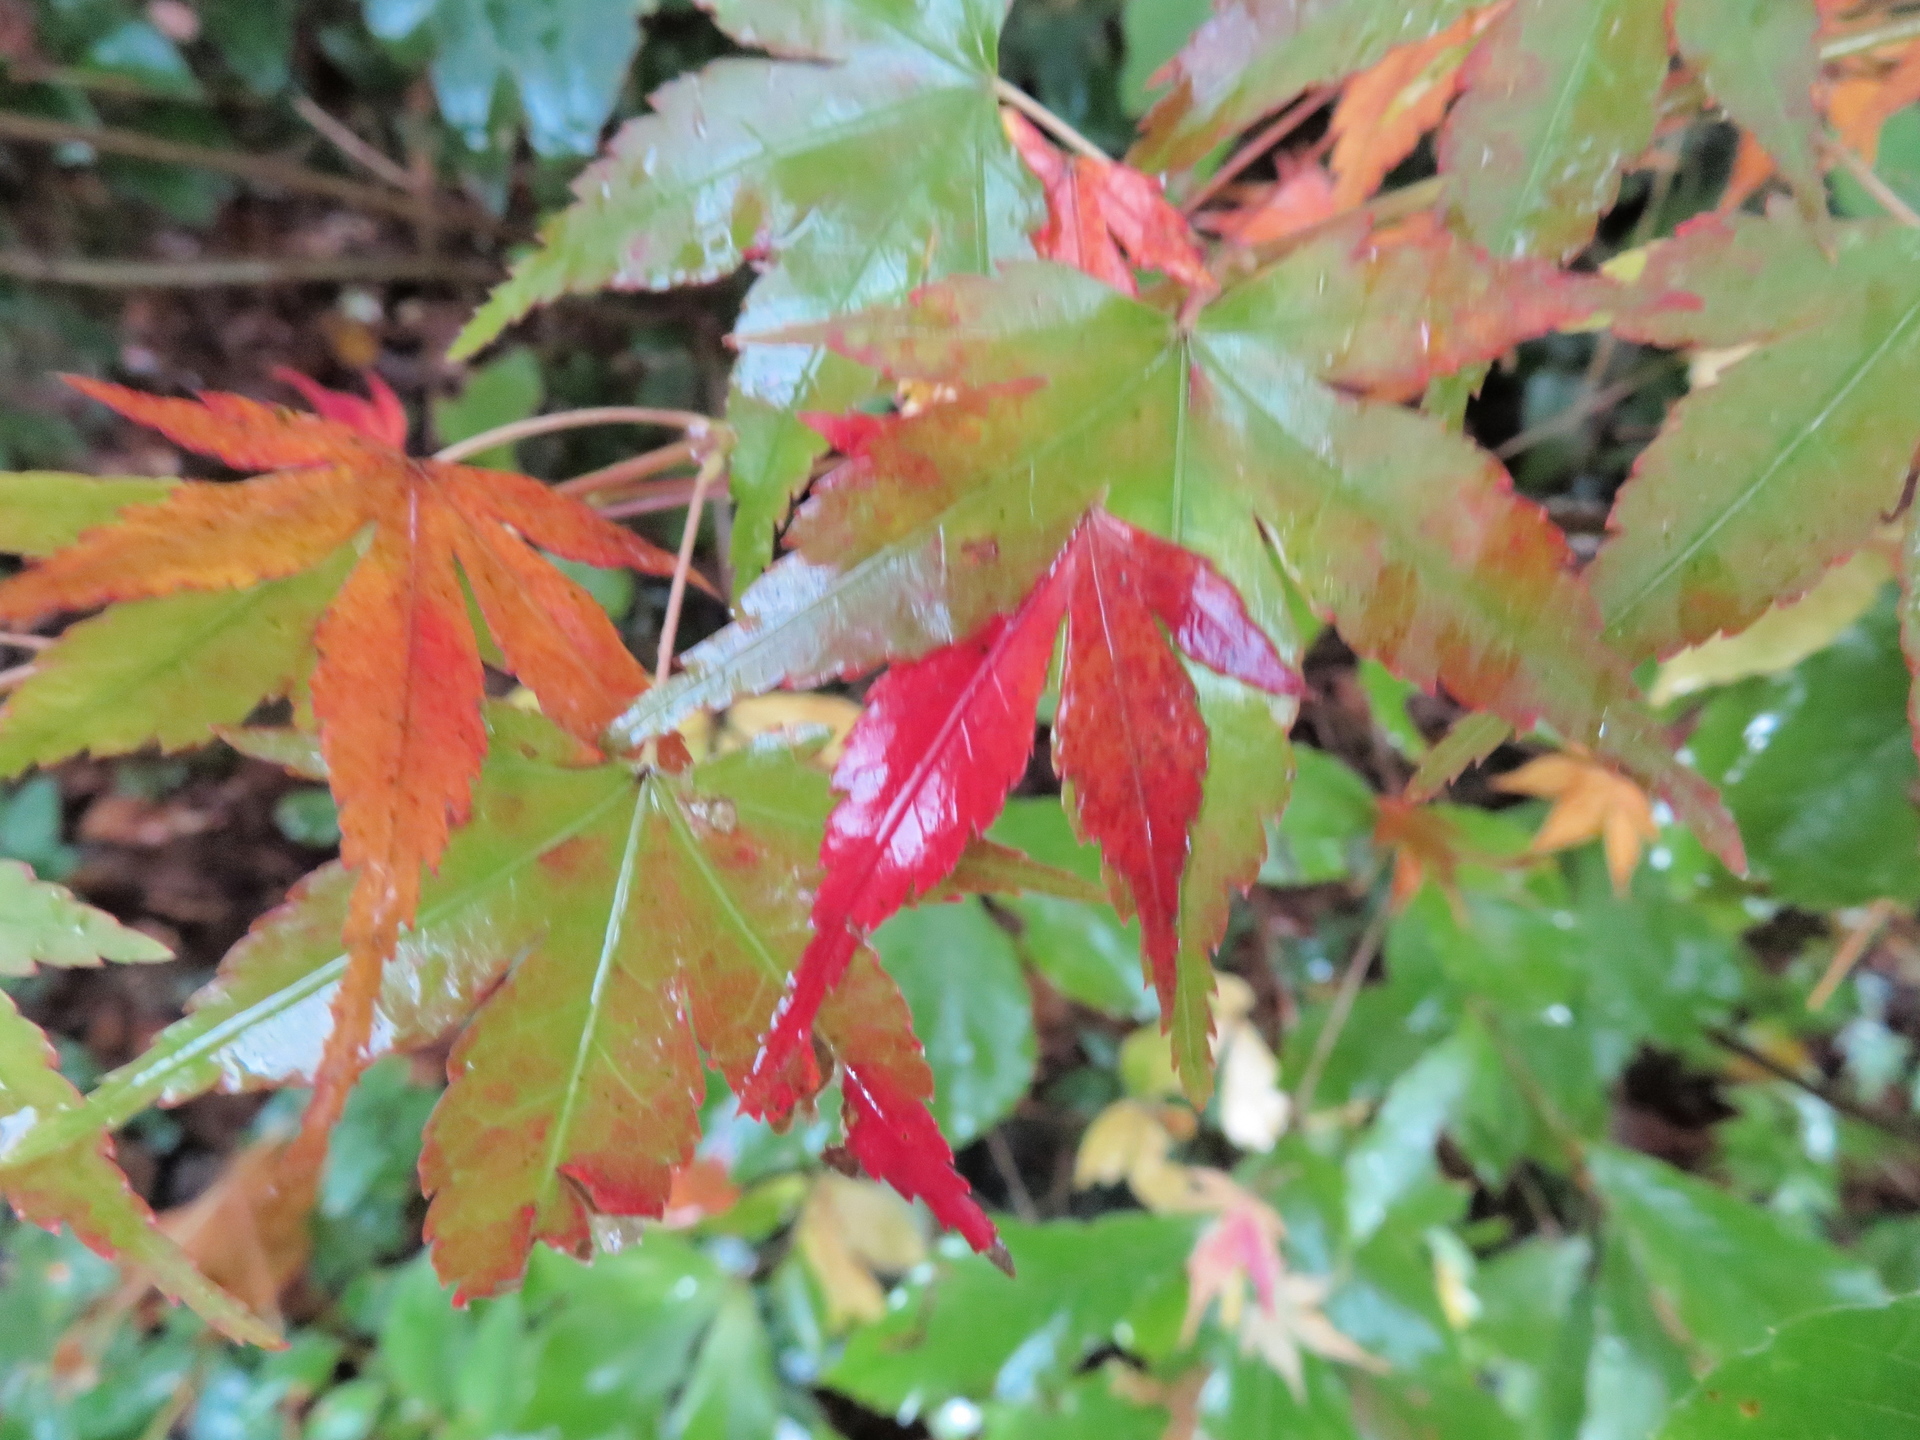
left=1592, top=218, right=1920, bottom=664
left=1439, top=0, right=1667, bottom=261
left=0, top=860, right=170, bottom=973
left=0, top=993, right=272, bottom=1346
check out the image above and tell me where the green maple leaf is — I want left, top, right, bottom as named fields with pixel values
left=613, top=257, right=1739, bottom=869
left=0, top=894, right=271, bottom=1345
left=0, top=861, right=171, bottom=972
left=1439, top=0, right=1669, bottom=261
left=450, top=0, right=1041, bottom=592
left=1591, top=216, right=1920, bottom=664
left=0, top=707, right=598, bottom=1177
left=420, top=742, right=952, bottom=1299
left=1674, top=0, right=1825, bottom=221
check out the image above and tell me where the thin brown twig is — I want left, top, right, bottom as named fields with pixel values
left=986, top=1129, right=1040, bottom=1222
left=1185, top=88, right=1332, bottom=215
left=0, top=110, right=504, bottom=235
left=434, top=408, right=713, bottom=464
left=1710, top=1026, right=1920, bottom=1145
left=1826, top=131, right=1920, bottom=227
left=1293, top=903, right=1388, bottom=1116
left=992, top=77, right=1108, bottom=161
left=1821, top=12, right=1920, bottom=60
left=1809, top=899, right=1900, bottom=1011
left=1493, top=363, right=1670, bottom=460
left=0, top=632, right=51, bottom=652
left=654, top=447, right=729, bottom=685
left=0, top=250, right=498, bottom=288
left=595, top=480, right=708, bottom=520
left=291, top=94, right=420, bottom=194
left=557, top=439, right=698, bottom=496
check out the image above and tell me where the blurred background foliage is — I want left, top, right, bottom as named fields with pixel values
left=5, top=1, right=1920, bottom=1438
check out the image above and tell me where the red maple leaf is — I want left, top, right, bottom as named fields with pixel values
left=1003, top=110, right=1213, bottom=296
left=739, top=508, right=1300, bottom=1113
left=0, top=373, right=682, bottom=1155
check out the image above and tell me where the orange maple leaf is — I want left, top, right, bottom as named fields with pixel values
left=1328, top=5, right=1500, bottom=208
left=1002, top=110, right=1213, bottom=296
left=0, top=372, right=681, bottom=1150
left=1495, top=747, right=1658, bottom=894
left=1373, top=794, right=1472, bottom=912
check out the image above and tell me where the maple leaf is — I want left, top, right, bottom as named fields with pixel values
left=449, top=0, right=1041, bottom=594
left=1495, top=748, right=1658, bottom=894
left=0, top=373, right=679, bottom=1167
left=1256, top=212, right=1621, bottom=400
left=736, top=509, right=1300, bottom=1112
left=611, top=260, right=1740, bottom=873
left=1373, top=794, right=1472, bottom=912
left=0, top=471, right=345, bottom=778
left=1133, top=0, right=1481, bottom=172
left=1439, top=0, right=1670, bottom=260
left=1003, top=110, right=1212, bottom=296
left=1181, top=1195, right=1384, bottom=1399
left=1140, top=0, right=1822, bottom=260
left=1674, top=0, right=1826, bottom=223
left=0, top=988, right=275, bottom=1346
left=1589, top=214, right=1920, bottom=664
left=421, top=740, right=997, bottom=1297
left=1328, top=6, right=1497, bottom=208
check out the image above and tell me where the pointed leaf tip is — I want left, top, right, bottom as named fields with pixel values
left=272, top=366, right=409, bottom=449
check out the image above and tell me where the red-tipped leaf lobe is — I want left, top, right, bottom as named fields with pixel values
left=741, top=508, right=1300, bottom=1114
left=272, top=366, right=408, bottom=448
left=738, top=561, right=1071, bottom=1114
left=1053, top=512, right=1298, bottom=1011
left=815, top=945, right=1001, bottom=1257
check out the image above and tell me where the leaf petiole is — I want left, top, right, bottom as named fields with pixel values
left=992, top=77, right=1108, bottom=162
left=433, top=407, right=718, bottom=465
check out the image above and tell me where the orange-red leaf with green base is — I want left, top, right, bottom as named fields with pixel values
left=0, top=374, right=681, bottom=1175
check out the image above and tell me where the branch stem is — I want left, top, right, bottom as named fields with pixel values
left=1821, top=13, right=1920, bottom=60
left=434, top=408, right=713, bottom=464
left=655, top=447, right=728, bottom=685
left=291, top=95, right=420, bottom=195
left=993, top=78, right=1108, bottom=161
left=596, top=480, right=712, bottom=520
left=1293, top=903, right=1388, bottom=1116
left=0, top=250, right=497, bottom=289
left=0, top=110, right=499, bottom=233
left=1826, top=131, right=1920, bottom=227
left=1711, top=1027, right=1920, bottom=1145
left=557, top=439, right=698, bottom=496
left=1183, top=87, right=1330, bottom=214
